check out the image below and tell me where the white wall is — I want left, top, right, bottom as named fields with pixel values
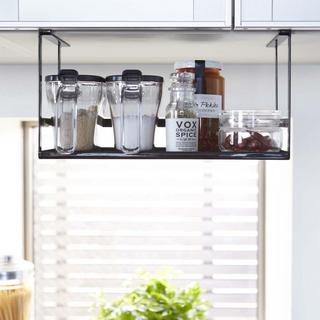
left=0, top=63, right=318, bottom=320
left=265, top=160, right=292, bottom=320
left=0, top=119, right=24, bottom=257
left=0, top=64, right=167, bottom=118
left=0, top=63, right=279, bottom=118
left=291, top=65, right=320, bottom=320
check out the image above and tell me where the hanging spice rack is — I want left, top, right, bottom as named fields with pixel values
left=38, top=29, right=291, bottom=160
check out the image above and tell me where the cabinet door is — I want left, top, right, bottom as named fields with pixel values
left=239, top=0, right=272, bottom=22
left=20, top=0, right=193, bottom=22
left=273, top=0, right=320, bottom=21
left=0, top=0, right=18, bottom=21
left=194, top=0, right=231, bottom=25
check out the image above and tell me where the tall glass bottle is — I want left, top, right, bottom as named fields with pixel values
left=175, top=60, right=225, bottom=152
left=166, top=72, right=199, bottom=152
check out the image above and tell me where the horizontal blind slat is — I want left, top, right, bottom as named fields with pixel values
left=39, top=292, right=258, bottom=303
left=36, top=264, right=258, bottom=274
left=36, top=201, right=258, bottom=209
left=35, top=249, right=257, bottom=260
left=35, top=207, right=259, bottom=216
left=38, top=306, right=258, bottom=317
left=35, top=235, right=258, bottom=245
left=36, top=221, right=258, bottom=231
left=36, top=278, right=257, bottom=289
left=35, top=194, right=257, bottom=202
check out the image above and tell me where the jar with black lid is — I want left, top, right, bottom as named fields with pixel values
left=175, top=60, right=225, bottom=152
left=46, top=69, right=105, bottom=154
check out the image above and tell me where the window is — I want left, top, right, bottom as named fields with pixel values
left=25, top=125, right=264, bottom=320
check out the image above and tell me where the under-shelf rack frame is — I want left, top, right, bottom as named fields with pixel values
left=38, top=29, right=291, bottom=160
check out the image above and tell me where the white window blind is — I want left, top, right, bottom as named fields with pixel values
left=27, top=127, right=264, bottom=320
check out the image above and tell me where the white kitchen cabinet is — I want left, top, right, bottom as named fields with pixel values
left=194, top=0, right=232, bottom=27
left=240, top=0, right=272, bottom=22
left=13, top=0, right=232, bottom=28
left=20, top=0, right=193, bottom=22
left=0, top=0, right=18, bottom=21
left=273, top=0, right=320, bottom=22
left=235, top=0, right=320, bottom=29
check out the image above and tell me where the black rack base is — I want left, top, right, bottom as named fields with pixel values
left=39, top=148, right=290, bottom=160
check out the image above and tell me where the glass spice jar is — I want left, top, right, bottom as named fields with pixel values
left=165, top=72, right=198, bottom=152
left=0, top=256, right=34, bottom=320
left=175, top=60, right=225, bottom=152
left=219, top=110, right=283, bottom=152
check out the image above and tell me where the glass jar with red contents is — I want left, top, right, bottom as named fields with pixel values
left=174, top=60, right=225, bottom=152
left=219, top=110, right=282, bottom=152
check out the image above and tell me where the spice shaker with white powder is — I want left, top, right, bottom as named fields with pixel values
left=46, top=70, right=104, bottom=154
left=106, top=70, right=163, bottom=154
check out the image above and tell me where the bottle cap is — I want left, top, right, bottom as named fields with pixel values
left=174, top=60, right=222, bottom=71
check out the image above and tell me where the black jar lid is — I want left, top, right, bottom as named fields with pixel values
left=45, top=70, right=105, bottom=83
left=106, top=70, right=163, bottom=83
left=45, top=74, right=105, bottom=82
left=106, top=75, right=164, bottom=82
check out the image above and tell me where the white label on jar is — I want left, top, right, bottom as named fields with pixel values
left=166, top=118, right=199, bottom=152
left=195, top=94, right=222, bottom=118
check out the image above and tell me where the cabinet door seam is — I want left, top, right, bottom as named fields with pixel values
left=240, top=0, right=242, bottom=26
left=193, top=0, right=195, bottom=21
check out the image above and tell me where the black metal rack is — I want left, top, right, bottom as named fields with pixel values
left=38, top=29, right=291, bottom=160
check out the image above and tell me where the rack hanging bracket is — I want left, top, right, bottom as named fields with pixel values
left=265, top=29, right=292, bottom=156
left=40, top=29, right=71, bottom=47
left=266, top=29, right=292, bottom=48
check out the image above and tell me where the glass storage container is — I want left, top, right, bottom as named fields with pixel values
left=219, top=110, right=282, bottom=152
left=106, top=70, right=163, bottom=154
left=46, top=69, right=104, bottom=154
left=0, top=256, right=34, bottom=320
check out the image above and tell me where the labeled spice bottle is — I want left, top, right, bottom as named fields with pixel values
left=0, top=255, right=34, bottom=320
left=166, top=72, right=198, bottom=152
left=175, top=60, right=225, bottom=152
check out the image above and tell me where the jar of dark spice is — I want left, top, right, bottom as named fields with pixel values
left=175, top=60, right=225, bottom=152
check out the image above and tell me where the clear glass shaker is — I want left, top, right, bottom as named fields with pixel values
left=46, top=69, right=104, bottom=154
left=0, top=255, right=34, bottom=320
left=106, top=70, right=163, bottom=154
left=166, top=72, right=199, bottom=152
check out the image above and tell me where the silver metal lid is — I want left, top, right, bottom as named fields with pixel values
left=174, top=60, right=223, bottom=70
left=0, top=255, right=33, bottom=282
left=169, top=72, right=195, bottom=92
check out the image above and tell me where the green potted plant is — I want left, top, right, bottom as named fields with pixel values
left=93, top=272, right=211, bottom=320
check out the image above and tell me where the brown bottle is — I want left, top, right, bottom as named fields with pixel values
left=175, top=60, right=225, bottom=152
